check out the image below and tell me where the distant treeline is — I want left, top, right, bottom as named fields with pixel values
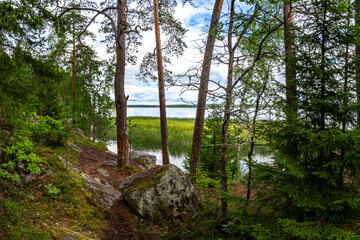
left=109, top=102, right=197, bottom=108
left=128, top=104, right=196, bottom=108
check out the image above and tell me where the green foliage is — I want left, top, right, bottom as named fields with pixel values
left=0, top=115, right=67, bottom=181
left=114, top=117, right=194, bottom=156
left=0, top=47, right=66, bottom=130
left=30, top=115, right=67, bottom=147
left=137, top=0, right=187, bottom=83
left=259, top=124, right=360, bottom=221
left=198, top=109, right=267, bottom=180
left=0, top=142, right=107, bottom=239
left=165, top=200, right=222, bottom=240
left=249, top=0, right=360, bottom=238
left=278, top=218, right=360, bottom=240
left=193, top=170, right=221, bottom=208
left=199, top=114, right=223, bottom=177
left=44, top=183, right=61, bottom=199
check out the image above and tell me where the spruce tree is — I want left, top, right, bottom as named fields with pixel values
left=256, top=0, right=360, bottom=235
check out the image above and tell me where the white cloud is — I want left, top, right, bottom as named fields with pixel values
left=89, top=0, right=228, bottom=105
left=125, top=84, right=198, bottom=105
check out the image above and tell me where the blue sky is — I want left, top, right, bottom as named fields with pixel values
left=90, top=0, right=227, bottom=105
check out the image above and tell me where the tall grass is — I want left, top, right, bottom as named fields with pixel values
left=106, top=117, right=272, bottom=157
left=107, top=117, right=194, bottom=156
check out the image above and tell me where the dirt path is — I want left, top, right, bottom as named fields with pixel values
left=74, top=143, right=248, bottom=239
left=75, top=144, right=140, bottom=240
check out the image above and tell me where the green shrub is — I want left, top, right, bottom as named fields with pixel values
left=1, top=125, right=40, bottom=181
left=44, top=183, right=61, bottom=199
left=30, top=115, right=66, bottom=147
left=0, top=114, right=67, bottom=181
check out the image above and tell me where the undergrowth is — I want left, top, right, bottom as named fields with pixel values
left=0, top=119, right=108, bottom=239
left=162, top=171, right=360, bottom=240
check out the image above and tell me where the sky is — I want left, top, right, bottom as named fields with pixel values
left=88, top=0, right=228, bottom=105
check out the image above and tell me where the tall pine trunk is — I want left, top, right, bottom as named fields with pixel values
left=154, top=0, right=170, bottom=165
left=356, top=0, right=360, bottom=126
left=284, top=0, right=296, bottom=120
left=190, top=0, right=224, bottom=175
left=320, top=0, right=327, bottom=130
left=72, top=21, right=76, bottom=102
left=115, top=0, right=129, bottom=167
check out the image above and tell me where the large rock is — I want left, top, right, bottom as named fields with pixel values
left=75, top=128, right=86, bottom=138
left=81, top=173, right=121, bottom=209
left=119, top=164, right=200, bottom=219
left=96, top=168, right=109, bottom=178
left=129, top=152, right=156, bottom=169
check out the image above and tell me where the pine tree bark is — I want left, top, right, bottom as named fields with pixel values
left=284, top=0, right=296, bottom=120
left=320, top=0, right=327, bottom=130
left=356, top=0, right=360, bottom=126
left=154, top=0, right=170, bottom=165
left=115, top=0, right=129, bottom=167
left=190, top=0, right=224, bottom=176
left=72, top=21, right=76, bottom=102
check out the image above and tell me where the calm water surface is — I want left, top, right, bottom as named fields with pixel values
left=107, top=141, right=272, bottom=173
left=107, top=141, right=185, bottom=171
left=111, top=107, right=209, bottom=118
left=109, top=107, right=272, bottom=171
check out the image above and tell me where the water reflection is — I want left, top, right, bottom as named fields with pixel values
left=108, top=141, right=273, bottom=174
left=107, top=141, right=185, bottom=171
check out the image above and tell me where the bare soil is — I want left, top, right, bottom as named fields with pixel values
left=75, top=143, right=141, bottom=240
left=233, top=183, right=254, bottom=199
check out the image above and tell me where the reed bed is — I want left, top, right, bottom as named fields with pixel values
left=107, top=117, right=194, bottom=156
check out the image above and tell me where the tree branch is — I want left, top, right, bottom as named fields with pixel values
left=59, top=6, right=117, bottom=39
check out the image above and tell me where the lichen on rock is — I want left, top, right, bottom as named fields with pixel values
left=119, top=164, right=200, bottom=219
left=129, top=152, right=156, bottom=169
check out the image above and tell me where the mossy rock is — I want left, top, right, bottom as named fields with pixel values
left=119, top=164, right=200, bottom=219
left=129, top=152, right=156, bottom=169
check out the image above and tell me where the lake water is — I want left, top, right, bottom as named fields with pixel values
left=107, top=141, right=185, bottom=170
left=111, top=107, right=208, bottom=118
left=107, top=141, right=272, bottom=173
left=108, top=108, right=272, bottom=172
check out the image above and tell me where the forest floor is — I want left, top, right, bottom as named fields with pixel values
left=74, top=141, right=249, bottom=239
left=74, top=143, right=140, bottom=240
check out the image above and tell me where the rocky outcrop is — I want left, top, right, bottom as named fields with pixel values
left=75, top=128, right=86, bottom=138
left=57, top=154, right=120, bottom=209
left=102, top=160, right=117, bottom=167
left=96, top=168, right=109, bottom=178
left=17, top=162, right=51, bottom=183
left=81, top=173, right=121, bottom=209
left=129, top=152, right=156, bottom=169
left=101, top=150, right=156, bottom=169
left=119, top=164, right=200, bottom=219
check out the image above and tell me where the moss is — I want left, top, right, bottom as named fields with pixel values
left=124, top=165, right=144, bottom=174
left=73, top=135, right=108, bottom=151
left=128, top=166, right=169, bottom=194
left=0, top=140, right=107, bottom=239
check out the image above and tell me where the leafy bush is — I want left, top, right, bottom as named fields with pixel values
left=0, top=114, right=67, bottom=181
left=1, top=126, right=40, bottom=181
left=30, top=115, right=66, bottom=147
